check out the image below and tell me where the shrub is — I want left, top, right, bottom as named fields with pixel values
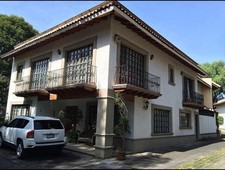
left=218, top=116, right=224, bottom=126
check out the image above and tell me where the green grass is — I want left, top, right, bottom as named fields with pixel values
left=178, top=147, right=225, bottom=169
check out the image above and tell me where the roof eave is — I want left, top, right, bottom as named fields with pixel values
left=0, top=0, right=208, bottom=76
left=113, top=6, right=207, bottom=75
left=1, top=1, right=116, bottom=59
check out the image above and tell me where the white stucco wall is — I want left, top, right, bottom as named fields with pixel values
left=111, top=18, right=199, bottom=139
left=6, top=18, right=112, bottom=119
left=133, top=97, right=152, bottom=139
left=199, top=115, right=217, bottom=134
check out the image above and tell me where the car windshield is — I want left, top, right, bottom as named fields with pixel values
left=34, top=120, right=63, bottom=130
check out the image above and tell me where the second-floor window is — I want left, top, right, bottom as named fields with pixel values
left=168, top=65, right=175, bottom=85
left=183, top=76, right=194, bottom=101
left=65, top=44, right=93, bottom=85
left=31, top=58, right=49, bottom=89
left=16, top=65, right=23, bottom=81
left=120, top=45, right=145, bottom=88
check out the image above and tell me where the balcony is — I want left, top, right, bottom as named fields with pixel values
left=183, top=90, right=204, bottom=109
left=14, top=64, right=97, bottom=99
left=113, top=65, right=161, bottom=99
left=14, top=76, right=49, bottom=97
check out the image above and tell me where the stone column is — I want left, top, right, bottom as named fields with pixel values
left=94, top=91, right=115, bottom=159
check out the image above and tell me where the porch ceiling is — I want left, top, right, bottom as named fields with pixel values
left=46, top=83, right=98, bottom=100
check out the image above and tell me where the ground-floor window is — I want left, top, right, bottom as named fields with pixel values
left=179, top=109, right=192, bottom=129
left=152, top=104, right=173, bottom=135
left=11, top=105, right=30, bottom=120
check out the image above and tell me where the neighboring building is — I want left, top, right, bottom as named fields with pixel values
left=214, top=98, right=225, bottom=130
left=0, top=1, right=219, bottom=158
left=197, top=77, right=221, bottom=137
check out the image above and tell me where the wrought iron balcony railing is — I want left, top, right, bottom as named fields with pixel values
left=15, top=64, right=97, bottom=93
left=47, top=64, right=97, bottom=88
left=114, top=65, right=160, bottom=94
left=183, top=90, right=204, bottom=105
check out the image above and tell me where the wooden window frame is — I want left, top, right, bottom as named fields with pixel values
left=179, top=109, right=192, bottom=129
left=168, top=64, right=175, bottom=86
left=120, top=44, right=146, bottom=88
left=16, top=64, right=23, bottom=81
left=151, top=104, right=173, bottom=136
left=31, top=58, right=50, bottom=89
left=10, top=104, right=30, bottom=120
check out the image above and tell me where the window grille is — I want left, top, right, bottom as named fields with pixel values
left=31, top=58, right=49, bottom=89
left=120, top=45, right=145, bottom=88
left=153, top=108, right=170, bottom=133
left=66, top=44, right=93, bottom=84
left=11, top=105, right=30, bottom=120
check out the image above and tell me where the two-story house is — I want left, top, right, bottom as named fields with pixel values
left=1, top=0, right=219, bottom=158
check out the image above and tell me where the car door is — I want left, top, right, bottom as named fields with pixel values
left=11, top=118, right=28, bottom=145
left=4, top=118, right=18, bottom=144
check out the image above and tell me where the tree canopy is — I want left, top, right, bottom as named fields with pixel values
left=0, top=14, right=38, bottom=108
left=200, top=60, right=225, bottom=99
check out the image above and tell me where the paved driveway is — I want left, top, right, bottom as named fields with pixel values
left=1, top=136, right=225, bottom=169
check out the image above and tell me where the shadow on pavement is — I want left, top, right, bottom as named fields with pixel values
left=123, top=153, right=171, bottom=169
left=147, top=136, right=225, bottom=154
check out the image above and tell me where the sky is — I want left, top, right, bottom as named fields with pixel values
left=0, top=1, right=225, bottom=64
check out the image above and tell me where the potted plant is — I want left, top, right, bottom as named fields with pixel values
left=114, top=92, right=130, bottom=161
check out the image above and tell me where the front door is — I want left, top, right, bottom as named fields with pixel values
left=86, top=103, right=97, bottom=131
left=66, top=106, right=80, bottom=132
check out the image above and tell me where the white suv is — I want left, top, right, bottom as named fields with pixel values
left=0, top=116, right=66, bottom=159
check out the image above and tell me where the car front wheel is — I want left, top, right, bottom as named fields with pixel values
left=16, top=141, right=26, bottom=159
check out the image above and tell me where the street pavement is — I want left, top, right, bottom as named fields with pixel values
left=63, top=135, right=225, bottom=169
left=1, top=135, right=225, bottom=169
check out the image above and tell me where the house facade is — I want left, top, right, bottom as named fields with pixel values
left=214, top=98, right=225, bottom=130
left=1, top=1, right=219, bottom=158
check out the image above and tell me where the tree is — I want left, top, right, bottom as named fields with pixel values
left=200, top=60, right=225, bottom=100
left=0, top=14, right=38, bottom=108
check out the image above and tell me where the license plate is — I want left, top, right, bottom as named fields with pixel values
left=47, top=134, right=54, bottom=138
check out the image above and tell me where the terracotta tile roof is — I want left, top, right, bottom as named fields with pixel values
left=0, top=0, right=207, bottom=75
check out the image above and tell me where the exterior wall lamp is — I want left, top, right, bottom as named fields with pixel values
left=57, top=49, right=61, bottom=55
left=150, top=54, right=154, bottom=60
left=143, top=100, right=149, bottom=110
